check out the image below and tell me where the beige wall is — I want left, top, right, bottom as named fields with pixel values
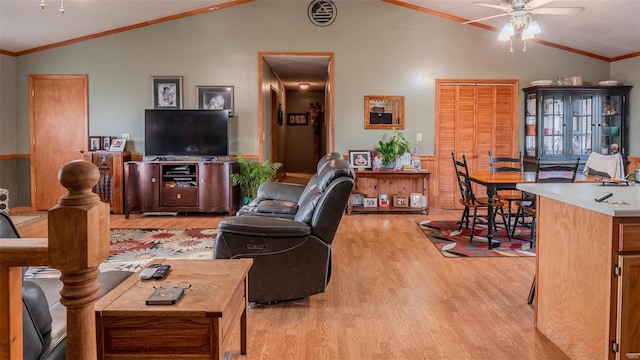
left=0, top=0, right=637, bottom=206
left=285, top=90, right=325, bottom=173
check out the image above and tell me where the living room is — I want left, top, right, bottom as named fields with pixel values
left=1, top=0, right=639, bottom=359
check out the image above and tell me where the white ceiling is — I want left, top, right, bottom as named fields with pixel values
left=1, top=0, right=638, bottom=89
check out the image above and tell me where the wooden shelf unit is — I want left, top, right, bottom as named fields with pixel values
left=124, top=160, right=238, bottom=218
left=347, top=170, right=430, bottom=214
left=84, top=151, right=131, bottom=214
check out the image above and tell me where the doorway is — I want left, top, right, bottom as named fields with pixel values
left=29, top=75, right=89, bottom=210
left=258, top=52, right=334, bottom=176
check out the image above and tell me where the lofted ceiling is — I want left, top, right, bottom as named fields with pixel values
left=1, top=0, right=638, bottom=90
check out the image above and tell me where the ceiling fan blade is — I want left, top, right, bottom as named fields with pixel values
left=531, top=7, right=585, bottom=15
left=462, top=12, right=510, bottom=24
left=472, top=2, right=511, bottom=11
left=526, top=0, right=555, bottom=9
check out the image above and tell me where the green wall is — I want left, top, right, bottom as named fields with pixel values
left=1, top=0, right=637, bottom=207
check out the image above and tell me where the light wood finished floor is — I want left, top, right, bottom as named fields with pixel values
left=16, top=210, right=568, bottom=360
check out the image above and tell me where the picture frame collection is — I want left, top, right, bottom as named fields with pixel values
left=152, top=76, right=235, bottom=117
left=351, top=192, right=425, bottom=209
left=88, top=135, right=127, bottom=152
left=89, top=136, right=123, bottom=151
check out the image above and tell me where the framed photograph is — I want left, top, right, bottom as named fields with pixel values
left=89, top=136, right=101, bottom=151
left=379, top=193, right=390, bottom=208
left=152, top=76, right=183, bottom=109
left=287, top=113, right=308, bottom=126
left=393, top=196, right=409, bottom=208
left=350, top=193, right=364, bottom=207
left=364, top=95, right=404, bottom=130
left=109, top=138, right=126, bottom=152
left=410, top=193, right=423, bottom=208
left=101, top=136, right=112, bottom=151
left=348, top=150, right=372, bottom=170
left=363, top=197, right=378, bottom=208
left=197, top=86, right=234, bottom=116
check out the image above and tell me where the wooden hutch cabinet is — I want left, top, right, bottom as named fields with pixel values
left=124, top=160, right=238, bottom=218
left=522, top=85, right=632, bottom=168
left=84, top=151, right=131, bottom=214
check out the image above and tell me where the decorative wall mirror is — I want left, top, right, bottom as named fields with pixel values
left=364, top=95, right=404, bottom=130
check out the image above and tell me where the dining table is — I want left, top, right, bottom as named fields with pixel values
left=467, top=171, right=596, bottom=249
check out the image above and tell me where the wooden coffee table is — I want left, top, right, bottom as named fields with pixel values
left=95, top=259, right=253, bottom=360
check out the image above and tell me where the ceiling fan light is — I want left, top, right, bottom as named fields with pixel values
left=498, top=23, right=514, bottom=41
left=522, top=20, right=541, bottom=40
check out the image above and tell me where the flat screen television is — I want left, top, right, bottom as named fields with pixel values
left=144, top=109, right=229, bottom=158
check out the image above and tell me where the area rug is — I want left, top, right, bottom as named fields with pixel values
left=417, top=219, right=535, bottom=258
left=25, top=228, right=218, bottom=279
left=10, top=214, right=47, bottom=227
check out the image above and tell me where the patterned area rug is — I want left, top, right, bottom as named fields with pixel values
left=10, top=214, right=47, bottom=227
left=25, top=228, right=218, bottom=279
left=417, top=219, right=536, bottom=258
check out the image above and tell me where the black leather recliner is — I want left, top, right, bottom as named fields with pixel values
left=214, top=156, right=354, bottom=303
left=0, top=212, right=131, bottom=360
left=235, top=152, right=343, bottom=218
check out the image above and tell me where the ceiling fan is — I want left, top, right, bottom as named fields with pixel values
left=462, top=0, right=585, bottom=26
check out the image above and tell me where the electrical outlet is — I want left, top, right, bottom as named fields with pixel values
left=122, top=133, right=130, bottom=140
left=416, top=133, right=422, bottom=141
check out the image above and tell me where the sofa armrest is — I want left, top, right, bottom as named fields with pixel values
left=255, top=182, right=306, bottom=203
left=218, top=216, right=311, bottom=237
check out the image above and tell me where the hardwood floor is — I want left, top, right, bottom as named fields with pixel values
left=15, top=210, right=568, bottom=359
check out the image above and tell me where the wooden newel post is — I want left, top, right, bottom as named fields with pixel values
left=48, top=160, right=110, bottom=360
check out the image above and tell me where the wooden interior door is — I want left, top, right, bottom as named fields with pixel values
left=434, top=80, right=518, bottom=210
left=29, top=75, right=88, bottom=210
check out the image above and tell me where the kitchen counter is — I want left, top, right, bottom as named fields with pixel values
left=517, top=181, right=640, bottom=360
left=517, top=182, right=640, bottom=216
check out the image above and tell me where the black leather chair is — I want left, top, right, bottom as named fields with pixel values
left=235, top=152, right=343, bottom=218
left=214, top=157, right=355, bottom=303
left=0, top=213, right=131, bottom=360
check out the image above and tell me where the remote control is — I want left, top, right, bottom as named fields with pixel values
left=152, top=264, right=171, bottom=279
left=595, top=192, right=613, bottom=202
left=139, top=264, right=162, bottom=280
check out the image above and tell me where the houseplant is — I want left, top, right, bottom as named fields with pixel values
left=372, top=128, right=411, bottom=169
left=232, top=154, right=282, bottom=205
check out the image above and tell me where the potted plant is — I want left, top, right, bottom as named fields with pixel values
left=232, top=154, right=282, bottom=205
left=372, top=128, right=411, bottom=169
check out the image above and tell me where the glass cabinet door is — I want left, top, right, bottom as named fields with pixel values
left=541, top=93, right=565, bottom=156
left=571, top=94, right=594, bottom=156
left=598, top=94, right=623, bottom=155
left=525, top=93, right=537, bottom=157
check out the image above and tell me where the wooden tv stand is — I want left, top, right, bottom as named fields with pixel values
left=124, top=160, right=238, bottom=218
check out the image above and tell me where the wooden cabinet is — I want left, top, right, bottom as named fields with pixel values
left=522, top=85, right=632, bottom=167
left=84, top=151, right=131, bottom=214
left=198, top=162, right=237, bottom=213
left=347, top=170, right=429, bottom=214
left=534, top=197, right=640, bottom=360
left=435, top=80, right=519, bottom=210
left=124, top=161, right=237, bottom=218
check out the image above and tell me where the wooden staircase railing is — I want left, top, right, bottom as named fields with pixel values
left=0, top=160, right=111, bottom=360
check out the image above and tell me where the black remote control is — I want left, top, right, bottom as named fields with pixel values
left=139, top=263, right=162, bottom=280
left=152, top=264, right=171, bottom=279
left=595, top=192, right=613, bottom=202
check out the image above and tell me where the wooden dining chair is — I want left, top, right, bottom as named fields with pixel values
left=452, top=152, right=511, bottom=242
left=488, top=150, right=523, bottom=229
left=518, top=157, right=580, bottom=305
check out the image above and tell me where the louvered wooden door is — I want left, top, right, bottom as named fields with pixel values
left=435, top=80, right=518, bottom=210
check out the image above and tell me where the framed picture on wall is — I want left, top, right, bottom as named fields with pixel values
left=287, top=113, right=308, bottom=126
left=152, top=76, right=183, bottom=109
left=197, top=86, right=234, bottom=116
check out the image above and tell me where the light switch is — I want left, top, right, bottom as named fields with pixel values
left=122, top=133, right=131, bottom=140
left=416, top=133, right=422, bottom=141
